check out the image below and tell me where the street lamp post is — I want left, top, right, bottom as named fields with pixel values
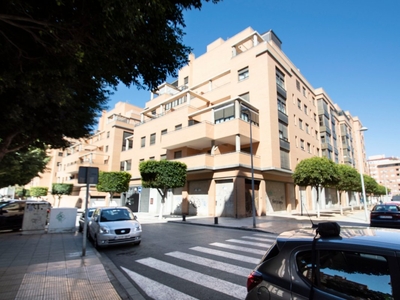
left=356, top=126, right=368, bottom=221
left=242, top=107, right=256, bottom=228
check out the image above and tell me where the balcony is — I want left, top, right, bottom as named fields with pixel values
left=172, top=151, right=261, bottom=171
left=162, top=119, right=260, bottom=150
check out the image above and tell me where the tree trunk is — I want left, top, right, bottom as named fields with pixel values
left=157, top=188, right=167, bottom=220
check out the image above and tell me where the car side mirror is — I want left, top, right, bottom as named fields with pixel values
left=134, top=215, right=137, bottom=220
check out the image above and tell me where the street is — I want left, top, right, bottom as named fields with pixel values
left=100, top=222, right=277, bottom=300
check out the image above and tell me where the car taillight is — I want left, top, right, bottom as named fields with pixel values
left=246, top=270, right=263, bottom=292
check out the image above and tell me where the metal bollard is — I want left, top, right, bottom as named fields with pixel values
left=182, top=214, right=186, bottom=221
left=214, top=217, right=218, bottom=224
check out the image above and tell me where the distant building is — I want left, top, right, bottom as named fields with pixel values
left=27, top=27, right=368, bottom=216
left=368, top=155, right=400, bottom=199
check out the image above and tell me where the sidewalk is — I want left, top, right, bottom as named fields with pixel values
left=0, top=208, right=369, bottom=299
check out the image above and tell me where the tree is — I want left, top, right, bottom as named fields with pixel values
left=139, top=160, right=187, bottom=219
left=51, top=183, right=73, bottom=207
left=96, top=171, right=131, bottom=206
left=363, top=175, right=379, bottom=197
left=292, top=157, right=340, bottom=218
left=15, top=186, right=29, bottom=199
left=336, top=164, right=360, bottom=206
left=0, top=146, right=50, bottom=188
left=30, top=187, right=49, bottom=199
left=0, top=0, right=221, bottom=162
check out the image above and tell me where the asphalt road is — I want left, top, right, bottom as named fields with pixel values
left=100, top=222, right=278, bottom=300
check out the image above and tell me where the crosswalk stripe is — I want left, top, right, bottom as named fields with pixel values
left=226, top=239, right=270, bottom=248
left=241, top=236, right=276, bottom=242
left=166, top=251, right=252, bottom=277
left=190, top=246, right=260, bottom=264
left=210, top=242, right=266, bottom=256
left=121, top=266, right=198, bottom=300
left=136, top=257, right=247, bottom=299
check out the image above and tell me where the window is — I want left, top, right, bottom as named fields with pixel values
left=300, top=139, right=305, bottom=150
left=307, top=143, right=311, bottom=153
left=296, top=80, right=300, bottom=91
left=279, top=122, right=288, bottom=141
left=174, top=151, right=182, bottom=159
left=161, top=129, right=167, bottom=135
left=141, top=136, right=146, bottom=148
left=120, top=160, right=132, bottom=171
left=315, top=130, right=319, bottom=139
left=215, top=104, right=235, bottom=124
left=122, top=131, right=133, bottom=151
left=58, top=152, right=63, bottom=157
left=297, top=99, right=302, bottom=109
left=314, top=113, right=317, bottom=122
left=238, top=67, right=249, bottom=81
left=276, top=68, right=285, bottom=89
left=302, top=86, right=306, bottom=97
left=175, top=124, right=182, bottom=131
left=299, top=119, right=303, bottom=130
left=305, top=123, right=309, bottom=134
left=149, top=156, right=155, bottom=160
left=280, top=149, right=290, bottom=169
left=277, top=96, right=286, bottom=114
left=297, top=250, right=392, bottom=299
left=150, top=133, right=156, bottom=145
left=151, top=110, right=156, bottom=116
left=107, top=131, right=110, bottom=138
left=304, top=104, right=308, bottom=115
left=160, top=154, right=167, bottom=160
left=105, top=145, right=108, bottom=153
left=184, top=76, right=189, bottom=85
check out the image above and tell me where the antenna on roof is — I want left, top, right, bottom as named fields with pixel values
left=302, top=202, right=318, bottom=229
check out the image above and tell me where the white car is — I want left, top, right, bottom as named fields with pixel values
left=88, top=206, right=142, bottom=248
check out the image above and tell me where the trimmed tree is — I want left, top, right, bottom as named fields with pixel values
left=139, top=160, right=187, bottom=219
left=51, top=183, right=73, bottom=207
left=292, top=157, right=340, bottom=218
left=30, top=187, right=49, bottom=200
left=336, top=164, right=360, bottom=208
left=15, top=186, right=29, bottom=199
left=96, top=171, right=131, bottom=206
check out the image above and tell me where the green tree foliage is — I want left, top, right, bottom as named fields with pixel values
left=139, top=160, right=187, bottom=219
left=0, top=0, right=221, bottom=162
left=363, top=175, right=379, bottom=195
left=292, top=157, right=339, bottom=217
left=336, top=164, right=360, bottom=193
left=51, top=183, right=73, bottom=207
left=96, top=171, right=131, bottom=205
left=0, top=146, right=50, bottom=188
left=15, top=186, right=29, bottom=199
left=30, top=187, right=49, bottom=199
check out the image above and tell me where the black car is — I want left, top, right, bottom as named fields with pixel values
left=78, top=207, right=96, bottom=232
left=0, top=200, right=26, bottom=231
left=246, top=224, right=400, bottom=299
left=370, top=201, right=400, bottom=228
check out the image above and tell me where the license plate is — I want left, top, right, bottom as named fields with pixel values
left=380, top=216, right=392, bottom=219
left=116, top=235, right=129, bottom=239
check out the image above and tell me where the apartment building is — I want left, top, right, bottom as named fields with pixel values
left=368, top=155, right=400, bottom=199
left=28, top=27, right=368, bottom=217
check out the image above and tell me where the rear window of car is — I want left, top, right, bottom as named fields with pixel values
left=297, top=250, right=393, bottom=299
left=373, top=205, right=399, bottom=212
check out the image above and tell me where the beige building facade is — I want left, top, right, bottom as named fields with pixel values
left=25, top=27, right=368, bottom=217
left=368, top=155, right=400, bottom=200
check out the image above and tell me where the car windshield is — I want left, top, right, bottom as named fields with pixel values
left=100, top=209, right=133, bottom=222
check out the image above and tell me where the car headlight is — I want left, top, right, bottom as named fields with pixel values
left=135, top=224, right=142, bottom=231
left=99, top=226, right=110, bottom=234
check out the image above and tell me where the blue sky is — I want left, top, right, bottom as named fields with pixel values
left=108, top=0, right=400, bottom=159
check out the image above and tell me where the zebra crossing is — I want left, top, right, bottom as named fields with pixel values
left=121, top=232, right=277, bottom=300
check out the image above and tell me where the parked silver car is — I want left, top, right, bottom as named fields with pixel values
left=88, top=206, right=141, bottom=248
left=246, top=225, right=400, bottom=299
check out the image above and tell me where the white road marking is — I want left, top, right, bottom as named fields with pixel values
left=190, top=246, right=260, bottom=264
left=121, top=266, right=198, bottom=300
left=166, top=251, right=252, bottom=277
left=210, top=242, right=266, bottom=256
left=135, top=257, right=247, bottom=299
